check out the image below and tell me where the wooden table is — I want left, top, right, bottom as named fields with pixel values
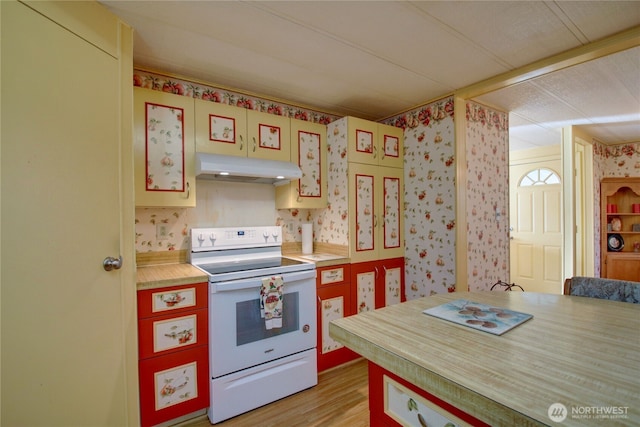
left=329, top=292, right=640, bottom=426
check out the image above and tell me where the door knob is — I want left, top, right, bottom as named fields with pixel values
left=103, top=255, right=123, bottom=271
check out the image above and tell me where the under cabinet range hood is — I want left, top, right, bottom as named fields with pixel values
left=195, top=153, right=302, bottom=186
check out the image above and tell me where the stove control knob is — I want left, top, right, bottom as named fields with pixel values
left=263, top=231, right=270, bottom=241
left=209, top=233, right=217, bottom=244
left=272, top=230, right=279, bottom=241
left=197, top=233, right=205, bottom=245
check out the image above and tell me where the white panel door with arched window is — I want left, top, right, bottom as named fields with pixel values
left=509, top=160, right=563, bottom=294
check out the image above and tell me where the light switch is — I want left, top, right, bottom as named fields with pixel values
left=156, top=223, right=169, bottom=240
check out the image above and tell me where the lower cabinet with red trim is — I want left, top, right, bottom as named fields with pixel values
left=351, top=257, right=405, bottom=313
left=368, top=362, right=490, bottom=427
left=137, top=282, right=209, bottom=427
left=316, top=264, right=359, bottom=372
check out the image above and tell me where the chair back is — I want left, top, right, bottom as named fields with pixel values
left=564, top=276, right=640, bottom=304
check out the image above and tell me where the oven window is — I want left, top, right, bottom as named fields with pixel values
left=236, top=292, right=300, bottom=346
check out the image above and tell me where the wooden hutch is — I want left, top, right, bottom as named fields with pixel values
left=600, top=177, right=640, bottom=282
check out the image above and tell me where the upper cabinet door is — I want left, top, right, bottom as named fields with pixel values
left=346, top=116, right=379, bottom=166
left=346, top=117, right=404, bottom=168
left=378, top=123, right=403, bottom=169
left=349, top=163, right=404, bottom=263
left=134, top=87, right=196, bottom=207
left=378, top=166, right=404, bottom=260
left=276, top=119, right=327, bottom=209
left=194, top=99, right=248, bottom=156
left=247, top=110, right=291, bottom=162
left=349, top=162, right=378, bottom=263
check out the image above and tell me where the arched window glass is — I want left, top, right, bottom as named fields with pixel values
left=519, top=168, right=560, bottom=187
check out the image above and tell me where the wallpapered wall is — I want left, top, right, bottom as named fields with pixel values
left=382, top=99, right=458, bottom=297
left=382, top=100, right=509, bottom=295
left=464, top=102, right=510, bottom=290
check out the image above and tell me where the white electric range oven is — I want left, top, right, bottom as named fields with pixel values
left=189, top=226, right=317, bottom=424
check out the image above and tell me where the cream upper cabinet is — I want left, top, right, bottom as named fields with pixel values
left=134, top=87, right=196, bottom=207
left=346, top=116, right=378, bottom=165
left=195, top=100, right=290, bottom=161
left=346, top=117, right=404, bottom=168
left=276, top=118, right=327, bottom=209
left=348, top=163, right=404, bottom=263
left=195, top=99, right=248, bottom=156
left=247, top=109, right=291, bottom=162
left=377, top=122, right=404, bottom=168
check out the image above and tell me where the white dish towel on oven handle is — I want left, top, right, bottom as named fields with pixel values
left=260, top=276, right=283, bottom=329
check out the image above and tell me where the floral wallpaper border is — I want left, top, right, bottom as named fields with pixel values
left=134, top=70, right=340, bottom=125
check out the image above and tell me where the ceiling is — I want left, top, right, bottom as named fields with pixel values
left=100, top=1, right=640, bottom=151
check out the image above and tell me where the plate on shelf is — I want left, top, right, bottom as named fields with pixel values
left=607, top=234, right=624, bottom=252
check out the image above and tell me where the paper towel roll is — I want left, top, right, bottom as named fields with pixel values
left=302, top=223, right=313, bottom=254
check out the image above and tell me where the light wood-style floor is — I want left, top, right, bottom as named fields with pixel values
left=184, top=359, right=369, bottom=427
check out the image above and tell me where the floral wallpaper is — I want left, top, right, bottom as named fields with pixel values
left=596, top=142, right=640, bottom=176
left=383, top=97, right=458, bottom=298
left=136, top=180, right=280, bottom=253
left=465, top=102, right=510, bottom=291
left=285, top=119, right=351, bottom=247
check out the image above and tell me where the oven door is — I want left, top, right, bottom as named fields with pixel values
left=209, top=269, right=317, bottom=378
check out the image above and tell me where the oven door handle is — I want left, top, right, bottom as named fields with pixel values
left=210, top=269, right=317, bottom=292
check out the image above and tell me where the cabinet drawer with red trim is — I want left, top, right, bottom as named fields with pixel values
left=139, top=345, right=209, bottom=427
left=317, top=264, right=350, bottom=286
left=369, top=362, right=489, bottom=427
left=138, top=308, right=208, bottom=359
left=137, top=282, right=208, bottom=318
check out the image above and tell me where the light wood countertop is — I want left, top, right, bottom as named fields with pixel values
left=283, top=252, right=350, bottom=268
left=136, top=263, right=207, bottom=290
left=329, top=292, right=640, bottom=426
left=283, top=243, right=350, bottom=268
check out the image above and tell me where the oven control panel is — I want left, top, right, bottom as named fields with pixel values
left=190, top=226, right=282, bottom=251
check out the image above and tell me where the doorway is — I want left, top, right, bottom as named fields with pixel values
left=509, top=146, right=564, bottom=294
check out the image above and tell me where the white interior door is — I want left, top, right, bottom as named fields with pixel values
left=509, top=151, right=563, bottom=294
left=1, top=3, right=133, bottom=425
